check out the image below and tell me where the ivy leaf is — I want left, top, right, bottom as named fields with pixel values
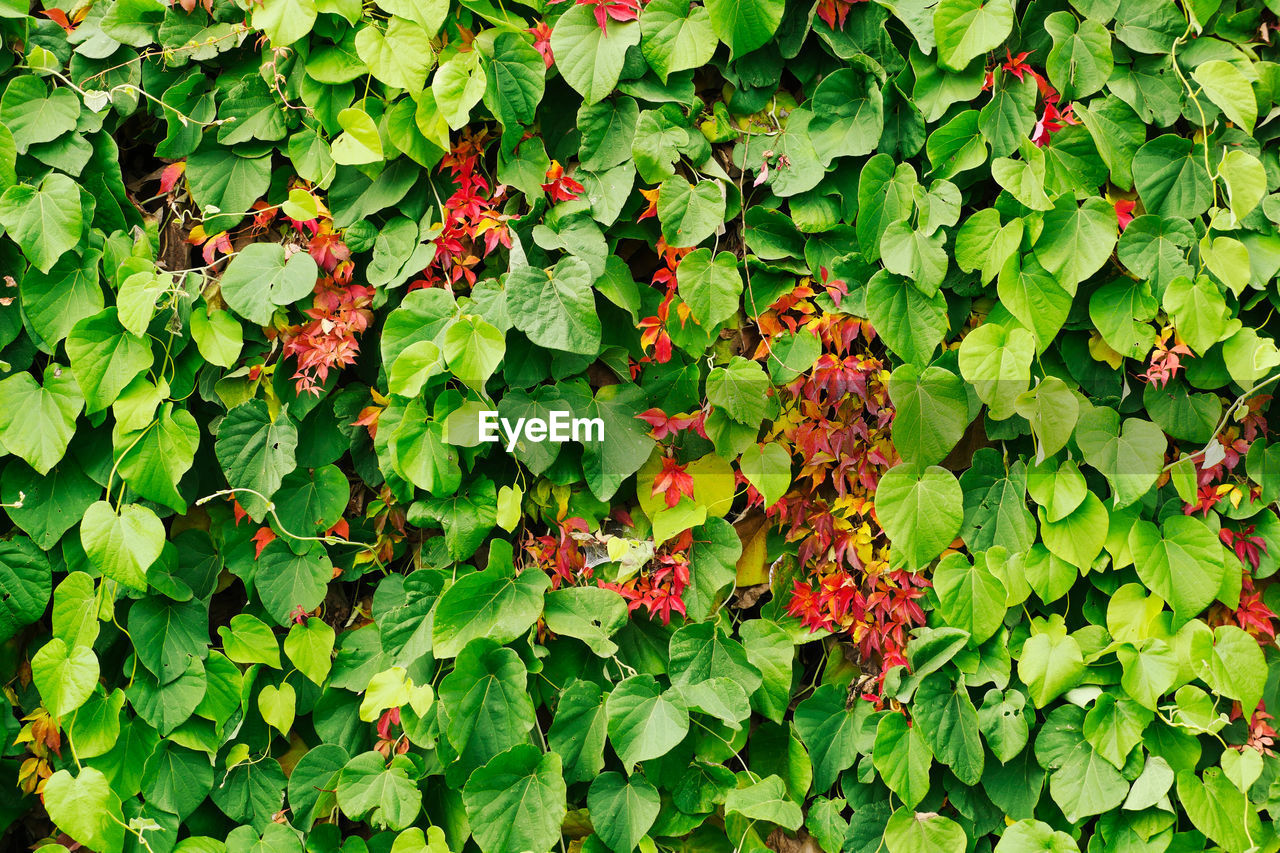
left=874, top=712, right=932, bottom=808
left=1132, top=135, right=1213, bottom=219
left=220, top=243, right=319, bottom=326
left=913, top=672, right=984, bottom=785
left=441, top=638, right=536, bottom=778
left=704, top=0, right=783, bottom=59
left=1192, top=60, right=1256, bottom=134
left=338, top=752, right=423, bottom=830
left=331, top=107, right=384, bottom=165
left=866, top=272, right=948, bottom=366
left=549, top=679, right=609, bottom=784
left=1044, top=12, right=1112, bottom=100
left=1200, top=625, right=1267, bottom=714
left=1075, top=407, right=1166, bottom=508
left=185, top=148, right=272, bottom=234
left=356, top=16, right=435, bottom=91
left=0, top=77, right=80, bottom=154
left=957, top=322, right=1034, bottom=420
left=255, top=540, right=334, bottom=626
left=1176, top=767, right=1265, bottom=853
left=432, top=545, right=550, bottom=658
left=725, top=775, right=803, bottom=830
left=639, top=0, right=717, bottom=82
left=0, top=368, right=83, bottom=475
left=1019, top=631, right=1084, bottom=707
left=738, top=443, right=792, bottom=508
left=657, top=177, right=725, bottom=248
left=442, top=315, right=506, bottom=394
left=252, top=0, right=317, bottom=45
left=507, top=257, right=602, bottom=356
left=32, top=637, right=99, bottom=718
left=876, top=463, right=964, bottom=570
left=993, top=820, right=1080, bottom=853
left=884, top=809, right=967, bottom=853
left=933, top=553, right=1008, bottom=644
left=677, top=248, right=741, bottom=329
left=0, top=538, right=51, bottom=643
left=551, top=6, right=641, bottom=104
left=433, top=49, right=487, bottom=129
left=606, top=674, right=690, bottom=767
left=544, top=586, right=629, bottom=658
left=214, top=400, right=299, bottom=521
left=116, top=403, right=200, bottom=513
left=933, top=0, right=1014, bottom=70
left=483, top=31, right=545, bottom=129
left=42, top=768, right=125, bottom=853
left=0, top=173, right=83, bottom=272
left=588, top=771, right=661, bottom=853
left=463, top=745, right=567, bottom=853
left=81, top=501, right=164, bottom=591
left=794, top=683, right=864, bottom=791
left=978, top=689, right=1029, bottom=764
left=19, top=248, right=104, bottom=347
left=809, top=67, right=884, bottom=164
left=1033, top=196, right=1117, bottom=289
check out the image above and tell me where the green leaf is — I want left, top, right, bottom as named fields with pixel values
left=483, top=31, right=545, bottom=128
left=1082, top=693, right=1152, bottom=769
left=640, top=0, right=717, bottom=82
left=588, top=771, right=660, bottom=853
left=1033, top=196, right=1118, bottom=289
left=1176, top=767, right=1265, bottom=853
left=866, top=272, right=948, bottom=366
left=884, top=809, right=967, bottom=853
left=549, top=679, right=609, bottom=785
left=81, top=501, right=164, bottom=591
left=725, top=775, right=803, bottom=830
left=1200, top=625, right=1267, bottom=714
left=252, top=0, right=317, bottom=45
left=357, top=17, right=435, bottom=91
left=130, top=596, right=208, bottom=683
left=933, top=552, right=1008, bottom=644
left=462, top=745, right=567, bottom=853
left=809, top=67, right=884, bottom=165
left=331, top=107, right=385, bottom=165
left=1044, top=12, right=1112, bottom=100
left=1075, top=407, right=1166, bottom=508
left=220, top=243, right=319, bottom=326
left=254, top=540, right=333, bottom=625
left=544, top=586, right=628, bottom=657
left=993, top=820, right=1080, bottom=853
left=794, top=683, right=864, bottom=791
left=874, top=712, right=932, bottom=808
left=441, top=638, right=535, bottom=776
left=1219, top=149, right=1266, bottom=223
left=876, top=464, right=964, bottom=570
left=442, top=315, right=505, bottom=393
left=704, top=0, right=784, bottom=58
left=1014, top=376, right=1079, bottom=460
left=338, top=752, right=423, bottom=830
left=1133, top=135, right=1213, bottom=219
left=32, top=637, right=99, bottom=718
left=65, top=308, right=152, bottom=414
left=677, top=248, right=741, bottom=329
left=738, top=443, right=791, bottom=508
left=432, top=550, right=550, bottom=657
left=214, top=400, right=299, bottom=521
left=0, top=368, right=83, bottom=475
left=658, top=177, right=725, bottom=248
left=933, top=0, right=1014, bottom=70
left=958, top=322, right=1034, bottom=420
left=0, top=537, right=51, bottom=643
left=1038, top=491, right=1107, bottom=571
left=191, top=306, right=245, bottom=368
left=285, top=616, right=335, bottom=685
left=1192, top=59, right=1256, bottom=134
left=507, top=257, right=602, bottom=355
left=606, top=674, right=690, bottom=767
left=978, top=689, right=1029, bottom=763
left=433, top=49, right=487, bottom=130
left=0, top=173, right=83, bottom=273
left=186, top=148, right=272, bottom=233
left=1019, top=631, right=1084, bottom=707
left=913, top=672, right=984, bottom=785
left=42, top=768, right=125, bottom=853
left=116, top=403, right=200, bottom=513
left=275, top=465, right=350, bottom=535
left=19, top=248, right=104, bottom=347
left=550, top=6, right=641, bottom=104
left=1127, top=515, right=1224, bottom=623
left=218, top=614, right=281, bottom=668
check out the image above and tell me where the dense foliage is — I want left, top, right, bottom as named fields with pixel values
left=1, top=0, right=1280, bottom=850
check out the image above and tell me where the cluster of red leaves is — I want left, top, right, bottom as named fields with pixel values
left=981, top=50, right=1079, bottom=147
left=751, top=280, right=928, bottom=686
left=815, top=0, right=868, bottom=30
left=529, top=22, right=554, bottom=66
left=548, top=0, right=644, bottom=33
left=524, top=516, right=692, bottom=624
left=411, top=129, right=513, bottom=291
left=636, top=237, right=694, bottom=367
left=280, top=275, right=374, bottom=396
left=375, top=708, right=410, bottom=759
left=1182, top=396, right=1269, bottom=517
left=1139, top=327, right=1194, bottom=388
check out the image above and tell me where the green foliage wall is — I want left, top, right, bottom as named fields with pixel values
left=1, top=0, right=1280, bottom=850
